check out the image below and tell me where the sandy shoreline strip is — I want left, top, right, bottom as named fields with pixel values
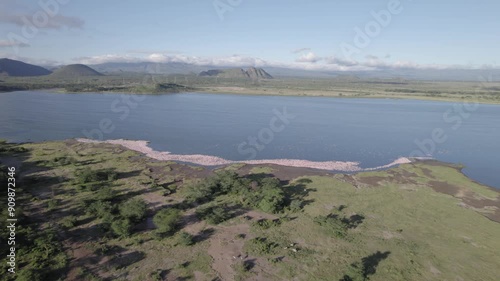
left=76, top=138, right=412, bottom=172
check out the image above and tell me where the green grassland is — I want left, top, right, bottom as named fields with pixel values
left=0, top=140, right=499, bottom=280
left=1, top=73, right=500, bottom=104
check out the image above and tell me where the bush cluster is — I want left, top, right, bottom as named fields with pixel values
left=186, top=171, right=287, bottom=214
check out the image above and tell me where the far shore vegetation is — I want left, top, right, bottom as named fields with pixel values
left=1, top=73, right=500, bottom=104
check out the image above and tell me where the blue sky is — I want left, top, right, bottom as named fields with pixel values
left=0, top=0, right=498, bottom=70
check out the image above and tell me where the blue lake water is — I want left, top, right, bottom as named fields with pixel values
left=1, top=90, right=499, bottom=188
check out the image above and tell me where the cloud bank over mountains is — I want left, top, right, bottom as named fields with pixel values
left=71, top=52, right=496, bottom=72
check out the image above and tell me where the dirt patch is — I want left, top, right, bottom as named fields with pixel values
left=208, top=222, right=251, bottom=280
left=387, top=169, right=419, bottom=185
left=382, top=231, right=403, bottom=240
left=355, top=176, right=386, bottom=187
left=485, top=209, right=500, bottom=223
left=339, top=174, right=359, bottom=188
left=238, top=164, right=334, bottom=182
left=207, top=211, right=278, bottom=281
left=462, top=197, right=500, bottom=223
left=463, top=198, right=500, bottom=209
left=428, top=181, right=500, bottom=223
left=420, top=167, right=436, bottom=179
left=429, top=264, right=442, bottom=275
left=243, top=210, right=278, bottom=221
left=427, top=181, right=461, bottom=197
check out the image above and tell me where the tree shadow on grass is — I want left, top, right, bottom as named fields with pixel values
left=340, top=251, right=391, bottom=281
left=243, top=173, right=274, bottom=182
left=105, top=250, right=146, bottom=270
left=362, top=251, right=391, bottom=277
left=192, top=228, right=216, bottom=243
left=284, top=178, right=317, bottom=210
left=342, top=214, right=365, bottom=229
left=116, top=169, right=142, bottom=180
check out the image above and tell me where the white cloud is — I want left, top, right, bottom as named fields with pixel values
left=127, top=49, right=182, bottom=55
left=74, top=53, right=270, bottom=67
left=296, top=52, right=321, bottom=63
left=73, top=55, right=143, bottom=65
left=325, top=56, right=359, bottom=67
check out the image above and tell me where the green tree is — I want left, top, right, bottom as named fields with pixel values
left=87, top=201, right=115, bottom=218
left=195, top=205, right=230, bottom=224
left=153, top=208, right=181, bottom=236
left=313, top=215, right=348, bottom=239
left=257, top=186, right=285, bottom=213
left=95, top=187, right=116, bottom=201
left=289, top=199, right=303, bottom=212
left=185, top=181, right=215, bottom=203
left=120, top=198, right=147, bottom=222
left=111, top=219, right=132, bottom=238
left=178, top=231, right=194, bottom=246
left=215, top=171, right=240, bottom=193
left=75, top=167, right=100, bottom=183
left=16, top=269, right=43, bottom=281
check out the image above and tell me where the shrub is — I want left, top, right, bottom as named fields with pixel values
left=289, top=199, right=303, bottom=212
left=60, top=215, right=78, bottom=229
left=246, top=237, right=278, bottom=255
left=119, top=198, right=147, bottom=222
left=185, top=181, right=216, bottom=203
left=75, top=168, right=117, bottom=184
left=150, top=270, right=163, bottom=281
left=153, top=208, right=181, bottom=236
left=185, top=171, right=249, bottom=203
left=16, top=269, right=43, bottom=281
left=178, top=231, right=194, bottom=246
left=233, top=260, right=251, bottom=273
left=95, top=187, right=116, bottom=201
left=256, top=187, right=285, bottom=213
left=252, top=219, right=281, bottom=230
left=195, top=205, right=230, bottom=225
left=47, top=199, right=58, bottom=210
left=111, top=219, right=132, bottom=238
left=106, top=170, right=118, bottom=181
left=341, top=262, right=365, bottom=281
left=87, top=201, right=115, bottom=218
left=51, top=156, right=77, bottom=166
left=313, top=215, right=348, bottom=239
left=215, top=171, right=242, bottom=193
left=75, top=167, right=100, bottom=183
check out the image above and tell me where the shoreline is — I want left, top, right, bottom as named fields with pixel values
left=76, top=138, right=412, bottom=172
left=2, top=88, right=500, bottom=105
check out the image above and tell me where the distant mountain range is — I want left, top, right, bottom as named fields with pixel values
left=0, top=58, right=51, bottom=77
left=50, top=64, right=103, bottom=78
left=0, top=58, right=103, bottom=78
left=88, top=61, right=500, bottom=81
left=1, top=58, right=500, bottom=82
left=199, top=67, right=273, bottom=79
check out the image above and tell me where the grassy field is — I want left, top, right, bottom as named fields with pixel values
left=1, top=74, right=500, bottom=104
left=0, top=140, right=499, bottom=280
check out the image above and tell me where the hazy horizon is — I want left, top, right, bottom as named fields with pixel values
left=0, top=0, right=499, bottom=72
